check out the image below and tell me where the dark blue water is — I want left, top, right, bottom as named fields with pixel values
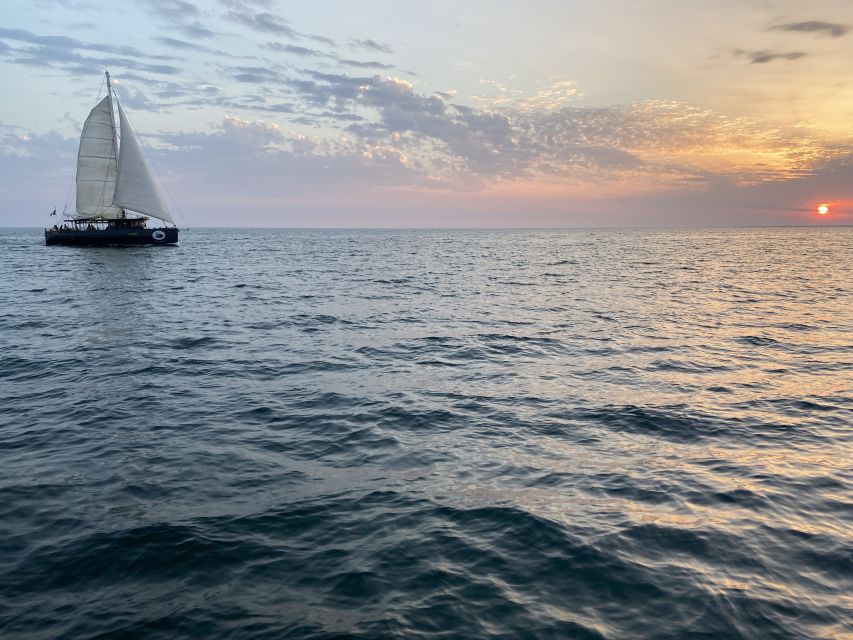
left=1, top=228, right=850, bottom=639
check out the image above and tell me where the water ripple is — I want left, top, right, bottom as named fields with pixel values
left=1, top=227, right=851, bottom=639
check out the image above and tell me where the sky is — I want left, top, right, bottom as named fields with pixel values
left=1, top=0, right=852, bottom=227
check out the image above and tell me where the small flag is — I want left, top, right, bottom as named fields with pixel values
left=50, top=208, right=56, bottom=216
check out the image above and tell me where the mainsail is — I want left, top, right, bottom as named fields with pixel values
left=113, top=102, right=174, bottom=225
left=74, top=76, right=173, bottom=225
left=75, top=96, right=122, bottom=218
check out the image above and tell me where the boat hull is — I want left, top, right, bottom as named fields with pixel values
left=45, top=227, right=179, bottom=246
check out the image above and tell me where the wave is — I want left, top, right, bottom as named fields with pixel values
left=2, top=227, right=850, bottom=639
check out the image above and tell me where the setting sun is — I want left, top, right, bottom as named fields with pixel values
left=817, top=204, right=829, bottom=215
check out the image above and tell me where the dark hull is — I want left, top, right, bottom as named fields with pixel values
left=45, top=228, right=178, bottom=246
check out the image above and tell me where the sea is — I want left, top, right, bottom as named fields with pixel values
left=1, top=227, right=850, bottom=640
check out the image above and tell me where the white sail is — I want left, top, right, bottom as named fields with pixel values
left=113, top=102, right=174, bottom=225
left=75, top=96, right=123, bottom=218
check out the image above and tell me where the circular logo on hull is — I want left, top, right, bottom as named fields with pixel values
left=152, top=230, right=166, bottom=241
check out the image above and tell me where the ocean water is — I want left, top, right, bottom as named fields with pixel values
left=0, top=227, right=850, bottom=640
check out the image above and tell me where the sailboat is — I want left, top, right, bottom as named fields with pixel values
left=45, top=72, right=179, bottom=246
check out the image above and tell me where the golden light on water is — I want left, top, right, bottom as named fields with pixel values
left=817, top=204, right=829, bottom=215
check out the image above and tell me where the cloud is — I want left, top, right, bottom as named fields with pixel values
left=337, top=58, right=393, bottom=70
left=265, top=42, right=394, bottom=70
left=474, top=79, right=582, bottom=111
left=153, top=36, right=257, bottom=60
left=103, top=73, right=212, bottom=104
left=266, top=42, right=323, bottom=57
left=270, top=71, right=843, bottom=190
left=4, top=94, right=850, bottom=227
left=306, top=34, right=336, bottom=47
left=0, top=27, right=161, bottom=58
left=0, top=27, right=181, bottom=76
left=228, top=10, right=298, bottom=38
left=769, top=21, right=850, bottom=38
left=0, top=125, right=80, bottom=220
left=288, top=73, right=631, bottom=181
left=6, top=48, right=180, bottom=76
left=149, top=115, right=421, bottom=202
left=225, top=6, right=336, bottom=45
left=115, top=87, right=159, bottom=111
left=734, top=49, right=807, bottom=64
left=178, top=21, right=218, bottom=39
left=350, top=38, right=393, bottom=54
left=8, top=50, right=821, bottom=193
left=231, top=65, right=283, bottom=83
left=217, top=0, right=272, bottom=7
left=153, top=36, right=213, bottom=52
left=2, top=16, right=848, bottom=223
left=141, top=0, right=201, bottom=20
left=140, top=0, right=217, bottom=38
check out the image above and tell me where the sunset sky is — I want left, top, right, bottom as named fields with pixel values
left=1, top=0, right=852, bottom=227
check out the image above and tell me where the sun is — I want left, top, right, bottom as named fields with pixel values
left=817, top=204, right=829, bottom=215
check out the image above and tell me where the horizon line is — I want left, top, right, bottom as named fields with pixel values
left=5, top=224, right=852, bottom=231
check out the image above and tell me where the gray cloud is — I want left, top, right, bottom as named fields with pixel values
left=268, top=71, right=833, bottom=187
left=116, top=87, right=159, bottom=111
left=260, top=102, right=295, bottom=113
left=229, top=11, right=298, bottom=38
left=734, top=49, right=807, bottom=64
left=151, top=116, right=419, bottom=198
left=267, top=42, right=323, bottom=57
left=3, top=85, right=847, bottom=226
left=140, top=0, right=217, bottom=38
left=217, top=0, right=271, bottom=9
left=141, top=0, right=201, bottom=20
left=154, top=36, right=212, bottom=52
left=337, top=58, right=393, bottom=70
left=350, top=38, right=393, bottom=54
left=4, top=46, right=180, bottom=76
left=282, top=73, right=526, bottom=177
left=178, top=21, right=218, bottom=39
left=306, top=34, right=336, bottom=47
left=1, top=27, right=835, bottom=196
left=152, top=35, right=256, bottom=60
left=0, top=27, right=182, bottom=77
left=0, top=27, right=162, bottom=58
left=265, top=42, right=395, bottom=71
left=769, top=21, right=850, bottom=38
left=231, top=65, right=283, bottom=83
left=226, top=7, right=336, bottom=46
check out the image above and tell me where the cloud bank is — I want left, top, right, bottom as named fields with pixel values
left=0, top=2, right=850, bottom=226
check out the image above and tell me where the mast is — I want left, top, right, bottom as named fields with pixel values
left=104, top=71, right=125, bottom=218
left=75, top=75, right=123, bottom=219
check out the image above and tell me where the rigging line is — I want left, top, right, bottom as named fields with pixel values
left=61, top=170, right=75, bottom=218
left=150, top=160, right=189, bottom=230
